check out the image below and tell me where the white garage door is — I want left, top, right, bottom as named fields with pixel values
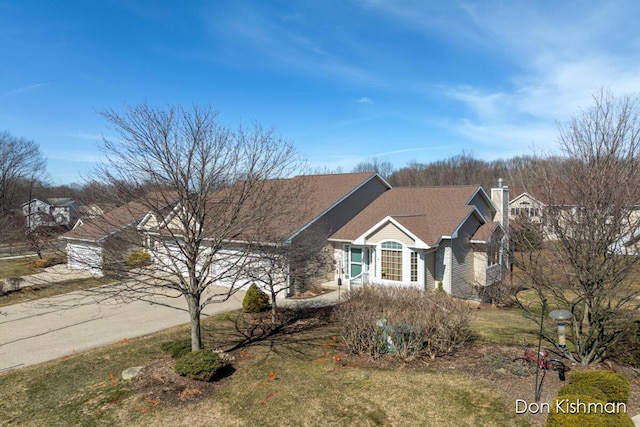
left=67, top=243, right=103, bottom=274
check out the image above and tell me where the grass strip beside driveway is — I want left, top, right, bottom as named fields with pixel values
left=0, top=310, right=531, bottom=427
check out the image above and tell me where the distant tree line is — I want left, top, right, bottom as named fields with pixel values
left=352, top=152, right=567, bottom=191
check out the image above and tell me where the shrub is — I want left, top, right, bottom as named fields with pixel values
left=175, top=350, right=224, bottom=382
left=480, top=353, right=511, bottom=369
left=557, top=383, right=607, bottom=401
left=333, top=286, right=474, bottom=360
left=31, top=256, right=65, bottom=269
left=608, top=320, right=640, bottom=368
left=568, top=370, right=630, bottom=404
left=545, top=394, right=633, bottom=427
left=32, top=258, right=50, bottom=268
left=242, top=283, right=270, bottom=313
left=127, top=252, right=151, bottom=268
left=161, top=339, right=192, bottom=359
left=508, top=359, right=537, bottom=377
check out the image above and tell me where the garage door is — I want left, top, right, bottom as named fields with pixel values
left=67, top=243, right=103, bottom=274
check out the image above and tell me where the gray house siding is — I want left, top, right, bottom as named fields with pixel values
left=299, top=176, right=390, bottom=240
left=468, top=192, right=494, bottom=222
left=424, top=250, right=436, bottom=290
left=450, top=215, right=483, bottom=300
left=435, top=244, right=450, bottom=293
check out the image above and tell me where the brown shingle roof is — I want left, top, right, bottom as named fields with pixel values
left=280, top=172, right=382, bottom=238
left=62, top=194, right=177, bottom=242
left=330, top=185, right=483, bottom=245
left=471, top=221, right=501, bottom=242
left=157, top=172, right=383, bottom=243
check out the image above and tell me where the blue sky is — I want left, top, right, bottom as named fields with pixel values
left=2, top=1, right=640, bottom=184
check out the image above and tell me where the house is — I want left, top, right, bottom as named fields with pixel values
left=22, top=198, right=80, bottom=230
left=138, top=172, right=392, bottom=293
left=60, top=197, right=175, bottom=274
left=509, top=190, right=544, bottom=220
left=328, top=182, right=509, bottom=300
left=508, top=187, right=640, bottom=255
left=78, top=204, right=107, bottom=219
left=63, top=173, right=510, bottom=301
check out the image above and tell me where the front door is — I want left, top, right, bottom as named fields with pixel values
left=350, top=247, right=362, bottom=278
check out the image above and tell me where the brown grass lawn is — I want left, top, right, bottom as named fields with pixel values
left=1, top=302, right=637, bottom=426
left=0, top=257, right=37, bottom=279
left=0, top=276, right=116, bottom=307
left=0, top=308, right=538, bottom=427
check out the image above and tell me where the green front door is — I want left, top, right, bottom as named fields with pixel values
left=350, top=247, right=362, bottom=277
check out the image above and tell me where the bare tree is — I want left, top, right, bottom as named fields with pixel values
left=245, top=232, right=332, bottom=324
left=88, top=103, right=306, bottom=351
left=0, top=131, right=47, bottom=214
left=352, top=157, right=394, bottom=179
left=0, top=132, right=47, bottom=247
left=511, top=89, right=640, bottom=365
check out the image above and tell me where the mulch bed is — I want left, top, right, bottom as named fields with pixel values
left=131, top=357, right=227, bottom=407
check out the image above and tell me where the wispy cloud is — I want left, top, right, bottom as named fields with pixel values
left=68, top=131, right=104, bottom=141
left=357, top=97, right=373, bottom=104
left=201, top=3, right=380, bottom=85
left=47, top=151, right=107, bottom=164
left=365, top=0, right=640, bottom=152
left=1, top=83, right=49, bottom=97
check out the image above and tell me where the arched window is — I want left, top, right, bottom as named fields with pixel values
left=381, top=241, right=403, bottom=281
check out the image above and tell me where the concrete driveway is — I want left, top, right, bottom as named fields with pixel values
left=0, top=284, right=246, bottom=373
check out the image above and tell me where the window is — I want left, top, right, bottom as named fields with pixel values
left=512, top=206, right=539, bottom=217
left=410, top=251, right=418, bottom=282
left=487, top=239, right=500, bottom=266
left=381, top=241, right=402, bottom=281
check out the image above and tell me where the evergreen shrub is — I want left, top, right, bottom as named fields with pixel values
left=175, top=350, right=223, bottom=382
left=242, top=283, right=270, bottom=313
left=161, top=339, right=192, bottom=359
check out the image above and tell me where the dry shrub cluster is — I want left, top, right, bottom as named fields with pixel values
left=333, top=286, right=474, bottom=360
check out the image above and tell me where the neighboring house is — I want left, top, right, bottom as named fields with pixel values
left=60, top=198, right=174, bottom=274
left=22, top=198, right=80, bottom=230
left=79, top=204, right=106, bottom=219
left=329, top=182, right=509, bottom=300
left=509, top=191, right=545, bottom=221
left=509, top=188, right=640, bottom=255
left=63, top=173, right=510, bottom=301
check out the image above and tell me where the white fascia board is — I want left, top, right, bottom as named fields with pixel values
left=327, top=238, right=353, bottom=243
left=352, top=215, right=430, bottom=249
left=59, top=236, right=98, bottom=244
left=152, top=231, right=285, bottom=248
left=284, top=173, right=391, bottom=244
left=136, top=211, right=155, bottom=230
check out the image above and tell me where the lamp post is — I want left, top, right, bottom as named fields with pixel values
left=549, top=309, right=573, bottom=350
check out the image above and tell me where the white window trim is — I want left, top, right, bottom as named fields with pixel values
left=376, top=240, right=424, bottom=286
